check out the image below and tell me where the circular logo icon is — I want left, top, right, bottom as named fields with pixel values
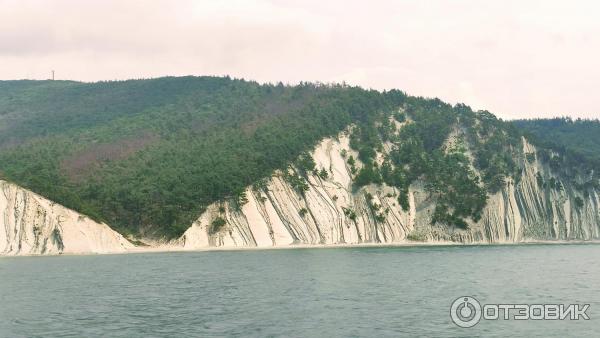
left=450, top=296, right=482, bottom=328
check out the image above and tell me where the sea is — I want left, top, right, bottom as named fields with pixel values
left=1, top=244, right=599, bottom=337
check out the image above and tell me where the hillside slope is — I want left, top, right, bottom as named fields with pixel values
left=181, top=119, right=600, bottom=249
left=0, top=77, right=403, bottom=237
left=1, top=77, right=598, bottom=246
left=514, top=118, right=600, bottom=165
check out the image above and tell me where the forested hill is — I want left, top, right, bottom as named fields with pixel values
left=0, top=77, right=404, bottom=237
left=1, top=77, right=597, bottom=239
left=513, top=118, right=600, bottom=165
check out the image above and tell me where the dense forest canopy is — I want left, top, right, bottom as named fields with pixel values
left=0, top=76, right=598, bottom=237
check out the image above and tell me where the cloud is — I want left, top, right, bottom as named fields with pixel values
left=1, top=0, right=600, bottom=119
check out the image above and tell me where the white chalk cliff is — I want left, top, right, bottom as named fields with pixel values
left=2, top=126, right=599, bottom=256
left=181, top=130, right=600, bottom=249
left=1, top=180, right=133, bottom=255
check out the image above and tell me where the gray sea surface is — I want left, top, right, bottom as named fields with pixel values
left=1, top=244, right=599, bottom=337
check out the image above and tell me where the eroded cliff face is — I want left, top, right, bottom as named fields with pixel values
left=181, top=131, right=600, bottom=249
left=3, top=130, right=599, bottom=255
left=0, top=180, right=133, bottom=255
left=464, top=139, right=600, bottom=243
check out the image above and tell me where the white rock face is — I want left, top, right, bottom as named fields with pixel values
left=4, top=130, right=599, bottom=255
left=461, top=138, right=600, bottom=243
left=181, top=133, right=600, bottom=249
left=0, top=180, right=133, bottom=255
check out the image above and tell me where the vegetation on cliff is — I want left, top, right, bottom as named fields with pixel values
left=346, top=98, right=522, bottom=228
left=514, top=117, right=600, bottom=169
left=514, top=117, right=600, bottom=197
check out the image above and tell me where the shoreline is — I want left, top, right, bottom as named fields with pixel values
left=3, top=239, right=600, bottom=258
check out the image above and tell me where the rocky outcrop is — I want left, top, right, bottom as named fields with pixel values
left=181, top=133, right=600, bottom=249
left=461, top=138, right=600, bottom=242
left=0, top=180, right=133, bottom=255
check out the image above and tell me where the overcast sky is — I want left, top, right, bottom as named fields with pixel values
left=1, top=0, right=599, bottom=119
